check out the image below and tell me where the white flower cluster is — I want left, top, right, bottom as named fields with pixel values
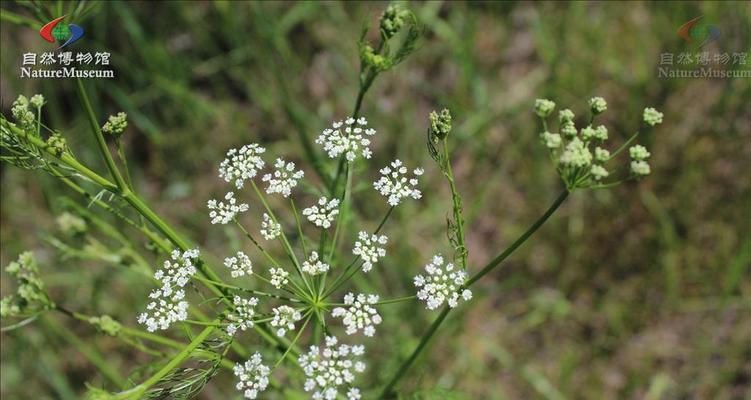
left=219, top=144, right=267, bottom=189
left=373, top=159, right=424, bottom=206
left=315, top=117, right=376, bottom=162
left=269, top=267, right=290, bottom=289
left=298, top=336, right=366, bottom=400
left=271, top=305, right=302, bottom=337
left=263, top=158, right=304, bottom=197
left=303, top=196, right=340, bottom=229
left=260, top=213, right=281, bottom=240
left=208, top=192, right=249, bottom=224
left=352, top=231, right=387, bottom=273
left=589, top=96, right=608, bottom=115
left=332, top=293, right=382, bottom=337
left=302, top=251, right=330, bottom=276
left=414, top=254, right=472, bottom=310
left=227, top=295, right=259, bottom=336
left=234, top=352, right=270, bottom=399
left=138, top=249, right=200, bottom=332
left=224, top=251, right=253, bottom=278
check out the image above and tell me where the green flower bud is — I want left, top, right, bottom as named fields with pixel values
left=56, top=212, right=87, bottom=236
left=590, top=164, right=609, bottom=180
left=428, top=109, right=452, bottom=141
left=558, top=109, right=575, bottom=124
left=89, top=315, right=122, bottom=337
left=102, top=112, right=128, bottom=136
left=593, top=125, right=608, bottom=141
left=541, top=131, right=562, bottom=149
left=534, top=99, right=556, bottom=118
left=643, top=107, right=663, bottom=126
left=589, top=96, right=607, bottom=115
left=46, top=133, right=68, bottom=155
left=580, top=125, right=597, bottom=141
left=558, top=138, right=592, bottom=168
left=29, top=94, right=45, bottom=109
left=561, top=121, right=577, bottom=139
left=11, top=95, right=35, bottom=130
left=594, top=147, right=610, bottom=162
left=629, top=144, right=650, bottom=161
left=380, top=4, right=409, bottom=39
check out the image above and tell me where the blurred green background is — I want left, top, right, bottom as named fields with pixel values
left=1, top=1, right=750, bottom=399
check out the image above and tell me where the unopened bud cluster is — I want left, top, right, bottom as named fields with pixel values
left=534, top=96, right=661, bottom=190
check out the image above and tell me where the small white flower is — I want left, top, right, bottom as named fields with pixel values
left=414, top=254, right=472, bottom=310
left=224, top=251, right=253, bottom=278
left=332, top=293, right=382, bottom=337
left=301, top=251, right=329, bottom=276
left=137, top=289, right=189, bottom=332
left=347, top=388, right=362, bottom=400
left=298, top=336, right=366, bottom=400
left=260, top=213, right=281, bottom=240
left=303, top=196, right=339, bottom=229
left=270, top=305, right=302, bottom=337
left=373, top=159, right=423, bottom=206
left=233, top=352, right=270, bottom=399
left=315, top=117, right=376, bottom=162
left=227, top=296, right=259, bottom=336
left=269, top=268, right=290, bottom=289
left=352, top=231, right=387, bottom=272
left=219, top=143, right=266, bottom=189
left=262, top=158, right=304, bottom=197
left=208, top=192, right=249, bottom=225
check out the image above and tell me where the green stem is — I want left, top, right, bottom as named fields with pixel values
left=291, top=198, right=309, bottom=258
left=76, top=78, right=129, bottom=192
left=442, top=140, right=468, bottom=269
left=609, top=130, right=640, bottom=159
left=379, top=190, right=569, bottom=398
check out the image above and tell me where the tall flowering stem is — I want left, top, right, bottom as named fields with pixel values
left=379, top=190, right=569, bottom=398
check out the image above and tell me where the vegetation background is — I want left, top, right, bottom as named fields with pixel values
left=1, top=1, right=749, bottom=399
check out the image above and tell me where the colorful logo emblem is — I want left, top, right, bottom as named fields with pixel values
left=677, top=16, right=720, bottom=48
left=39, top=15, right=84, bottom=48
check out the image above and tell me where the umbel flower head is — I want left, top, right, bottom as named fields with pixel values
left=332, top=293, right=382, bottom=337
left=224, top=251, right=253, bottom=278
left=352, top=231, right=388, bottom=272
left=414, top=254, right=472, bottom=310
left=298, top=336, right=366, bottom=400
left=234, top=352, right=270, bottom=399
left=101, top=112, right=128, bottom=136
left=260, top=213, right=281, bottom=240
left=1, top=252, right=54, bottom=318
left=380, top=3, right=410, bottom=39
left=315, top=117, right=376, bottom=162
left=219, top=143, right=266, bottom=189
left=303, top=196, right=340, bottom=229
left=301, top=251, right=330, bottom=276
left=270, top=305, right=302, bottom=337
left=533, top=97, right=660, bottom=190
left=263, top=158, right=304, bottom=198
left=138, top=249, right=199, bottom=331
left=373, top=159, right=424, bottom=206
left=208, top=192, right=249, bottom=225
left=227, top=295, right=259, bottom=336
